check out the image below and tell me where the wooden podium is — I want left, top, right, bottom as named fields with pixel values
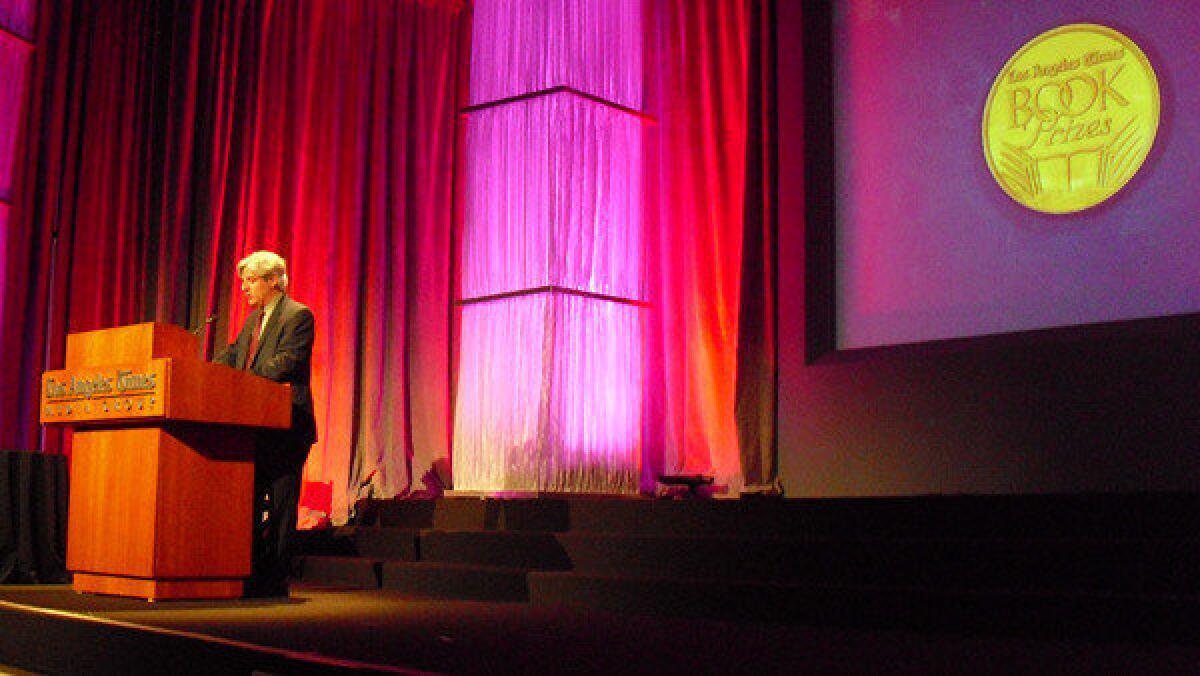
left=40, top=323, right=291, bottom=600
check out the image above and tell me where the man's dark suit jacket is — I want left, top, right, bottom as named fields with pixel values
left=215, top=295, right=317, bottom=452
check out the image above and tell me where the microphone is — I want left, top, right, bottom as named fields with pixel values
left=191, top=315, right=216, bottom=336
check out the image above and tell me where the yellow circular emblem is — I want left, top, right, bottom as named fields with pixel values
left=983, top=24, right=1159, bottom=213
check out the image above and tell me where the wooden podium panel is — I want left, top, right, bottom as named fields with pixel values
left=44, top=323, right=291, bottom=601
left=64, top=322, right=198, bottom=368
left=66, top=427, right=254, bottom=588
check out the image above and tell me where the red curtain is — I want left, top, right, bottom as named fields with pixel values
left=2, top=0, right=465, bottom=523
left=217, top=0, right=463, bottom=522
left=1, top=0, right=151, bottom=452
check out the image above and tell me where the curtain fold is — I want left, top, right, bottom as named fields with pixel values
left=1, top=0, right=263, bottom=453
left=1, top=0, right=153, bottom=452
left=0, top=0, right=48, bottom=452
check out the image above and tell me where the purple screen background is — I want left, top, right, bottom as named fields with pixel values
left=834, top=1, right=1200, bottom=349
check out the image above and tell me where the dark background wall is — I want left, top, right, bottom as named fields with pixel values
left=775, top=1, right=1200, bottom=497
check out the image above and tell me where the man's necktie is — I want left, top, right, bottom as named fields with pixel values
left=245, top=316, right=262, bottom=370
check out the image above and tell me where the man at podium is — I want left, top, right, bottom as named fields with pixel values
left=214, top=250, right=317, bottom=596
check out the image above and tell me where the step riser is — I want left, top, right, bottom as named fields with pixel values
left=349, top=530, right=419, bottom=561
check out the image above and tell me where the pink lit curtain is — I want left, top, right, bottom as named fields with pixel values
left=467, top=0, right=643, bottom=108
left=459, top=95, right=645, bottom=301
left=454, top=294, right=644, bottom=492
left=0, top=30, right=29, bottom=371
left=456, top=94, right=645, bottom=493
left=454, top=0, right=646, bottom=493
left=0, top=0, right=33, bottom=40
left=0, top=0, right=33, bottom=360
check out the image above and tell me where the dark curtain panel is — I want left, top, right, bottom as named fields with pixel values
left=735, top=0, right=778, bottom=489
left=0, top=450, right=68, bottom=583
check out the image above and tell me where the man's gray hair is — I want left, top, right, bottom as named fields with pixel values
left=237, top=250, right=289, bottom=292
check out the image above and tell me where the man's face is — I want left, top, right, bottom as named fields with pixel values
left=240, top=272, right=277, bottom=308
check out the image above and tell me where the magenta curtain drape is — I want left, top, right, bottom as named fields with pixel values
left=0, top=0, right=35, bottom=448
left=454, top=0, right=647, bottom=494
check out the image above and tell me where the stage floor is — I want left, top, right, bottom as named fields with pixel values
left=2, top=584, right=1199, bottom=674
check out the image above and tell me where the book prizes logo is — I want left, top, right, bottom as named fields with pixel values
left=982, top=24, right=1159, bottom=213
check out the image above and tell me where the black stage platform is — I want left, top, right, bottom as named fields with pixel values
left=3, top=495, right=1200, bottom=673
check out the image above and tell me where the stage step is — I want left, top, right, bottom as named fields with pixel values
left=293, top=526, right=419, bottom=560
left=290, top=526, right=358, bottom=556
left=381, top=561, right=529, bottom=601
left=343, top=527, right=420, bottom=560
left=553, top=533, right=803, bottom=582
